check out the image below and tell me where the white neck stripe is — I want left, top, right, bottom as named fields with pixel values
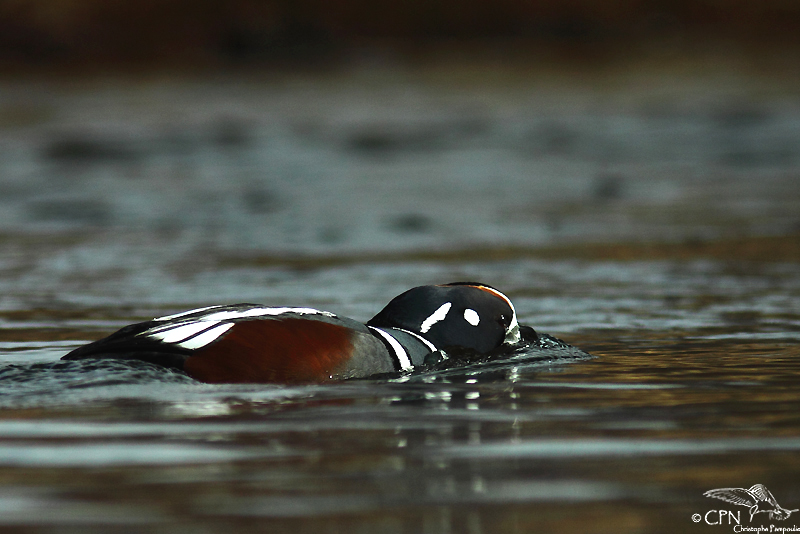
left=368, top=327, right=413, bottom=371
left=392, top=327, right=438, bottom=353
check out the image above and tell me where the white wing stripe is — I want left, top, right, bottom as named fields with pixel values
left=178, top=323, right=235, bottom=349
left=201, top=307, right=335, bottom=322
left=156, top=306, right=336, bottom=324
left=368, top=327, right=413, bottom=371
left=146, top=306, right=339, bottom=349
left=147, top=321, right=222, bottom=343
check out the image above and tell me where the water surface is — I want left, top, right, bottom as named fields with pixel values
left=0, top=67, right=799, bottom=532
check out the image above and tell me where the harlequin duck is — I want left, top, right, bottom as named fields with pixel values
left=62, top=282, right=532, bottom=383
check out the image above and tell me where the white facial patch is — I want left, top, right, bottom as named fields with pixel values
left=420, top=302, right=452, bottom=333
left=463, top=308, right=480, bottom=326
left=504, top=320, right=521, bottom=344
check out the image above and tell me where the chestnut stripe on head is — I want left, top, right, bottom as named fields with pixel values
left=466, top=284, right=520, bottom=344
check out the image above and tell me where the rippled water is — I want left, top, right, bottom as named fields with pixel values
left=1, top=66, right=799, bottom=532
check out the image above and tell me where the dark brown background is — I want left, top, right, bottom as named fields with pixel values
left=2, top=0, right=799, bottom=68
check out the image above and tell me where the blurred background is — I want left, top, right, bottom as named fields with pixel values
left=1, top=0, right=798, bottom=268
left=2, top=0, right=800, bottom=66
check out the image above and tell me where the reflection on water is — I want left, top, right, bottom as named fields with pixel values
left=0, top=71, right=799, bottom=532
left=0, top=252, right=797, bottom=532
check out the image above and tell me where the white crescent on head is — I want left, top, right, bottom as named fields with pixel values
left=420, top=302, right=452, bottom=333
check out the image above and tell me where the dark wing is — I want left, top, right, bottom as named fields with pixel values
left=61, top=304, right=339, bottom=370
left=63, top=304, right=394, bottom=383
left=748, top=484, right=779, bottom=506
left=704, top=488, right=759, bottom=507
left=61, top=316, right=194, bottom=368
